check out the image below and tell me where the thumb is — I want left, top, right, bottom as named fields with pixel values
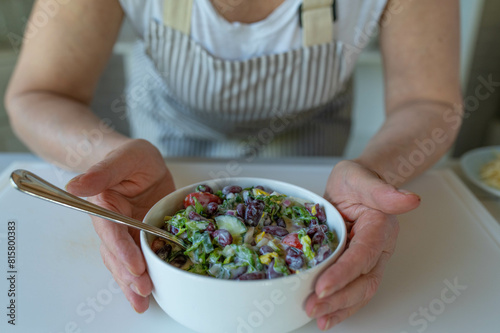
left=366, top=183, right=421, bottom=215
left=340, top=163, right=421, bottom=215
left=351, top=170, right=421, bottom=215
left=65, top=150, right=134, bottom=197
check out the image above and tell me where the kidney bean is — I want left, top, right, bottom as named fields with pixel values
left=170, top=254, right=188, bottom=268
left=155, top=244, right=172, bottom=261
left=196, top=184, right=213, bottom=194
left=305, top=203, right=327, bottom=223
left=276, top=217, right=286, bottom=228
left=188, top=211, right=205, bottom=221
left=206, top=202, right=219, bottom=215
left=245, top=202, right=264, bottom=227
left=316, top=205, right=327, bottom=223
left=266, top=259, right=284, bottom=279
left=165, top=224, right=179, bottom=235
left=236, top=203, right=246, bottom=218
left=258, top=245, right=274, bottom=255
left=263, top=226, right=289, bottom=237
left=222, top=185, right=242, bottom=195
left=307, top=224, right=327, bottom=237
left=255, top=185, right=265, bottom=190
left=206, top=222, right=216, bottom=233
left=213, top=229, right=233, bottom=247
left=312, top=232, right=325, bottom=246
left=237, top=272, right=266, bottom=280
left=285, top=248, right=304, bottom=271
left=309, top=218, right=319, bottom=227
left=315, top=246, right=332, bottom=264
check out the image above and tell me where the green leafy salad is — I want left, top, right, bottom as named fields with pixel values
left=151, top=184, right=339, bottom=280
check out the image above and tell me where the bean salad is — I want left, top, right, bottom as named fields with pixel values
left=151, top=184, right=339, bottom=280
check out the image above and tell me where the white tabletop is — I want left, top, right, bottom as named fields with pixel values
left=1, top=155, right=500, bottom=333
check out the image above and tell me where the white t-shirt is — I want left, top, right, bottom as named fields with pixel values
left=119, top=0, right=387, bottom=62
left=118, top=0, right=389, bottom=158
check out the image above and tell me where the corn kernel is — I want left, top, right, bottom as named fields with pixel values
left=253, top=188, right=270, bottom=196
left=259, top=252, right=278, bottom=265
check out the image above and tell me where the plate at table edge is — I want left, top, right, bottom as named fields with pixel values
left=460, top=146, right=500, bottom=196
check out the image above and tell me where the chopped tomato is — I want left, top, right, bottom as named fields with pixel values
left=282, top=233, right=302, bottom=250
left=183, top=192, right=221, bottom=209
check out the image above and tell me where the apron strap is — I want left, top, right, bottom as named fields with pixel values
left=162, top=0, right=333, bottom=45
left=163, top=0, right=194, bottom=35
left=301, top=0, right=334, bottom=47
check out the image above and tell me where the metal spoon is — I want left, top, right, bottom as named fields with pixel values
left=10, top=169, right=187, bottom=249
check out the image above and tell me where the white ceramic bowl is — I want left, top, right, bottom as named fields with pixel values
left=140, top=177, right=347, bottom=333
left=460, top=146, right=500, bottom=197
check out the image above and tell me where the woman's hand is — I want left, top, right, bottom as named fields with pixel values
left=306, top=160, right=421, bottom=330
left=66, top=139, right=175, bottom=313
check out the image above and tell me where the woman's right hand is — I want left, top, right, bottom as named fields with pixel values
left=66, top=139, right=176, bottom=313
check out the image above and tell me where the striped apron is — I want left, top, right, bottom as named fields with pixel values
left=126, top=0, right=353, bottom=157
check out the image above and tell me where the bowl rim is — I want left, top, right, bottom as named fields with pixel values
left=140, top=176, right=347, bottom=285
left=460, top=146, right=500, bottom=197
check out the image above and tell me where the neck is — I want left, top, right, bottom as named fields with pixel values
left=210, top=0, right=285, bottom=23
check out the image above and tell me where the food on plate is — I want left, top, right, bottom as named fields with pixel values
left=480, top=153, right=500, bottom=189
left=151, top=184, right=339, bottom=280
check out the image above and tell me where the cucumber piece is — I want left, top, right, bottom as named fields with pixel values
left=215, top=215, right=247, bottom=237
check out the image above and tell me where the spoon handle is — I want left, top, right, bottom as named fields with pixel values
left=10, top=169, right=187, bottom=249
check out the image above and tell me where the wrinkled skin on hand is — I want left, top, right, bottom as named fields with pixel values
left=66, top=139, right=175, bottom=313
left=306, top=160, right=420, bottom=330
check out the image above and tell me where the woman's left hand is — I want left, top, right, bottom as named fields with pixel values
left=305, top=160, right=421, bottom=330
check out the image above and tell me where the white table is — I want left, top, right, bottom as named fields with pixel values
left=1, top=154, right=499, bottom=333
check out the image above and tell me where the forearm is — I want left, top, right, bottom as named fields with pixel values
left=6, top=91, right=131, bottom=172
left=354, top=100, right=462, bottom=186
left=359, top=0, right=462, bottom=186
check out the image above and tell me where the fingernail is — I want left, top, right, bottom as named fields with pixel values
left=398, top=189, right=413, bottom=195
left=398, top=189, right=421, bottom=199
left=130, top=283, right=147, bottom=297
left=127, top=266, right=141, bottom=277
left=65, top=174, right=83, bottom=190
left=312, top=303, right=332, bottom=318
left=310, top=305, right=317, bottom=317
left=132, top=304, right=145, bottom=314
left=319, top=288, right=333, bottom=299
left=322, top=318, right=331, bottom=331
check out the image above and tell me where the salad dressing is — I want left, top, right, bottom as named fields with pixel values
left=152, top=184, right=339, bottom=280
